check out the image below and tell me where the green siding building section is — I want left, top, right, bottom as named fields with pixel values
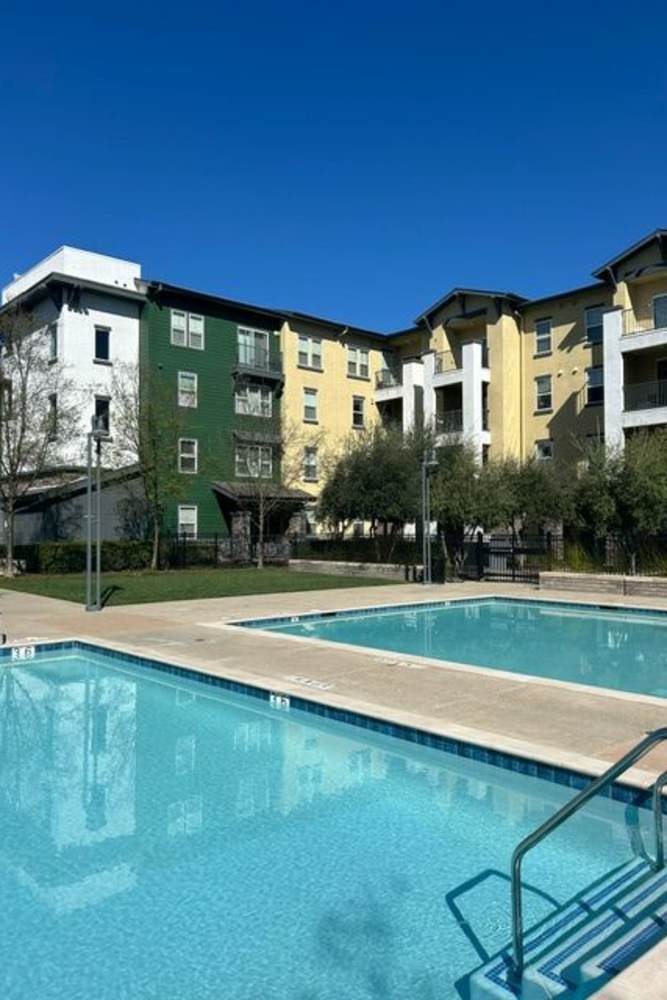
left=140, top=291, right=283, bottom=536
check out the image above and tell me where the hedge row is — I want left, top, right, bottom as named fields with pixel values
left=1, top=540, right=153, bottom=574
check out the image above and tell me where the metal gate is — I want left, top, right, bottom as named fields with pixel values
left=484, top=534, right=550, bottom=583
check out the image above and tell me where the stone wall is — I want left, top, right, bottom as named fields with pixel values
left=540, top=571, right=667, bottom=598
left=289, top=559, right=411, bottom=582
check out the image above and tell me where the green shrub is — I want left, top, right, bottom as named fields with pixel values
left=0, top=540, right=152, bottom=574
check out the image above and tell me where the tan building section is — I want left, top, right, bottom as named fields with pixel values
left=279, top=319, right=389, bottom=496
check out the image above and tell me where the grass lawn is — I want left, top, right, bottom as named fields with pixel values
left=0, top=566, right=397, bottom=607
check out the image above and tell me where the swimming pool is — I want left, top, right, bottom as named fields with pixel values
left=0, top=641, right=665, bottom=999
left=238, top=597, right=667, bottom=698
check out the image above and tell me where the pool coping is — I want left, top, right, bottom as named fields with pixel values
left=6, top=633, right=667, bottom=812
left=223, top=592, right=667, bottom=711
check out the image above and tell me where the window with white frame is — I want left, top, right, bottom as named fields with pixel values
left=535, top=374, right=552, bottom=411
left=352, top=395, right=365, bottom=428
left=235, top=443, right=272, bottom=478
left=178, top=505, right=198, bottom=538
left=48, top=323, right=58, bottom=361
left=178, top=371, right=198, bottom=408
left=586, top=366, right=604, bottom=405
left=297, top=334, right=322, bottom=370
left=303, top=446, right=318, bottom=482
left=535, top=318, right=552, bottom=356
left=171, top=310, right=205, bottom=350
left=347, top=345, right=369, bottom=378
left=238, top=326, right=270, bottom=368
left=178, top=438, right=198, bottom=473
left=585, top=305, right=604, bottom=345
left=234, top=384, right=272, bottom=417
left=535, top=439, right=553, bottom=461
left=303, top=387, right=318, bottom=422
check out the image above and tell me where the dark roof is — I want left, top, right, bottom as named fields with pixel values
left=211, top=481, right=313, bottom=504
left=0, top=272, right=145, bottom=315
left=592, top=229, right=667, bottom=280
left=142, top=279, right=388, bottom=340
left=415, top=287, right=528, bottom=325
left=518, top=281, right=611, bottom=311
left=15, top=464, right=141, bottom=508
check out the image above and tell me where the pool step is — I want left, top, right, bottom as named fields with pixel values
left=469, top=858, right=667, bottom=999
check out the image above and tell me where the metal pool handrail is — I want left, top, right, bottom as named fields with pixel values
left=511, top=727, right=667, bottom=977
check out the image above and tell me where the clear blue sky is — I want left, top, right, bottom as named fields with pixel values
left=3, top=1, right=667, bottom=331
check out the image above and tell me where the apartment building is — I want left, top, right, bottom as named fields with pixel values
left=2, top=229, right=666, bottom=542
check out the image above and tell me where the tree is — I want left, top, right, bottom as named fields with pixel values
left=429, top=444, right=480, bottom=574
left=0, top=308, right=78, bottom=575
left=574, top=433, right=667, bottom=573
left=109, top=362, right=187, bottom=570
left=234, top=422, right=322, bottom=568
left=318, top=425, right=421, bottom=557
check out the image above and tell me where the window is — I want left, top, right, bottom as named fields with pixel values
left=48, top=393, right=57, bottom=440
left=235, top=444, right=272, bottom=478
left=178, top=438, right=198, bottom=473
left=238, top=326, right=270, bottom=368
left=177, top=505, right=198, bottom=538
left=654, top=295, right=667, bottom=331
left=585, top=305, right=604, bottom=345
left=535, top=439, right=553, bottom=461
left=235, top=384, right=272, bottom=417
left=298, top=335, right=322, bottom=370
left=48, top=323, right=58, bottom=361
left=171, top=310, right=205, bottom=349
left=586, top=366, right=604, bottom=405
left=535, top=375, right=552, bottom=412
left=303, top=446, right=318, bottom=482
left=535, top=319, right=552, bottom=356
left=95, top=326, right=110, bottom=362
left=352, top=395, right=365, bottom=428
left=171, top=310, right=187, bottom=347
left=347, top=346, right=369, bottom=378
left=94, top=396, right=110, bottom=434
left=303, top=387, right=318, bottom=422
left=178, top=372, right=198, bottom=408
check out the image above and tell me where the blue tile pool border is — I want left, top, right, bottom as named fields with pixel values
left=229, top=594, right=667, bottom=630
left=4, top=637, right=666, bottom=817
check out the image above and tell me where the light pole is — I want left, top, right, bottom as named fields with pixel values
left=421, top=449, right=438, bottom=584
left=85, top=417, right=106, bottom=612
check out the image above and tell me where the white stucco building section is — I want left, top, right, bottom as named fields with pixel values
left=401, top=359, right=424, bottom=432
left=422, top=351, right=436, bottom=428
left=2, top=247, right=141, bottom=304
left=602, top=309, right=624, bottom=450
left=462, top=340, right=485, bottom=460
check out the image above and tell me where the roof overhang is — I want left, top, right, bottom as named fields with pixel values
left=211, top=481, right=313, bottom=507
left=415, top=287, right=527, bottom=326
left=592, top=229, right=667, bottom=281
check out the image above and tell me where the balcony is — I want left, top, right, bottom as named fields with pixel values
left=436, top=409, right=463, bottom=434
left=233, top=345, right=283, bottom=385
left=622, top=299, right=667, bottom=337
left=435, top=350, right=460, bottom=375
left=624, top=379, right=667, bottom=412
left=375, top=368, right=402, bottom=390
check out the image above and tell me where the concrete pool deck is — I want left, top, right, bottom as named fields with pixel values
left=2, top=578, right=667, bottom=998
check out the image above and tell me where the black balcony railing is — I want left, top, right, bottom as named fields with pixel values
left=236, top=344, right=282, bottom=373
left=375, top=368, right=403, bottom=390
left=482, top=406, right=489, bottom=431
left=624, top=379, right=667, bottom=412
left=436, top=409, right=463, bottom=434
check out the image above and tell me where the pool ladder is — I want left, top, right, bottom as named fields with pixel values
left=511, top=726, right=667, bottom=978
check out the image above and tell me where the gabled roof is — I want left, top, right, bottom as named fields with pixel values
left=415, top=287, right=527, bottom=325
left=592, top=229, right=667, bottom=280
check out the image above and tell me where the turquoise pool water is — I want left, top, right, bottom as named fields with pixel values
left=245, top=598, right=667, bottom=698
left=0, top=645, right=660, bottom=998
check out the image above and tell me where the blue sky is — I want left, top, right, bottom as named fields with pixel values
left=2, top=1, right=667, bottom=331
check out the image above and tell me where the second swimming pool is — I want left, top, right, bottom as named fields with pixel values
left=237, top=597, right=667, bottom=698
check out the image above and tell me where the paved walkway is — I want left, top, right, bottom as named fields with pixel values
left=3, top=579, right=667, bottom=782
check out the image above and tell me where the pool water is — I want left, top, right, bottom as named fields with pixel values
left=0, top=647, right=658, bottom=999
left=246, top=598, right=667, bottom=698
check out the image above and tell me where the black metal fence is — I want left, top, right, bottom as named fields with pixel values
left=162, top=533, right=290, bottom=569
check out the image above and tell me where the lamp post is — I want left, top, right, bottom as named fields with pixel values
left=85, top=417, right=106, bottom=612
left=421, top=449, right=438, bottom=584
